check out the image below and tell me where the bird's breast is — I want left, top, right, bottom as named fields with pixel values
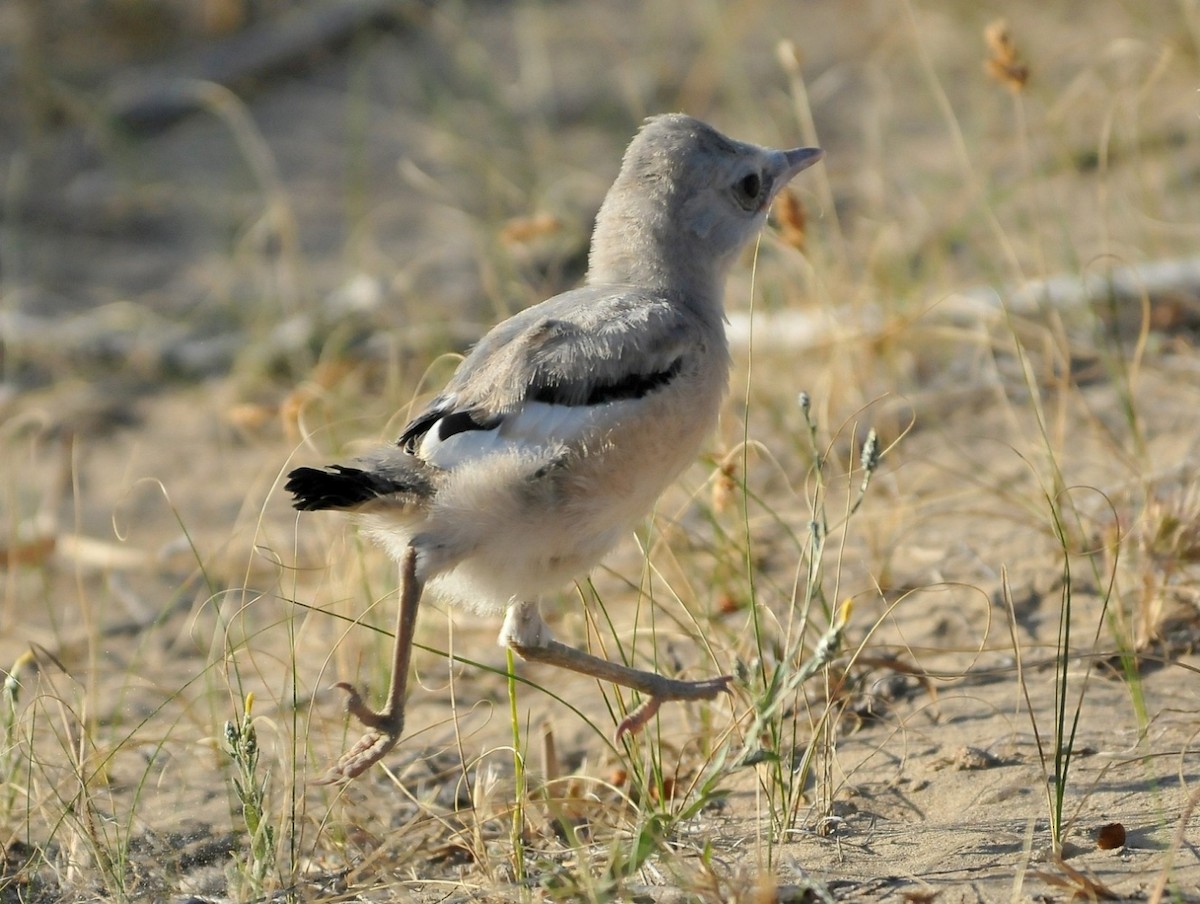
left=418, top=344, right=729, bottom=611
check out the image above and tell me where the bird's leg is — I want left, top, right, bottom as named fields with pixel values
left=499, top=600, right=732, bottom=740
left=317, top=545, right=423, bottom=783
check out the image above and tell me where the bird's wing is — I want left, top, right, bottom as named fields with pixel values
left=398, top=286, right=695, bottom=468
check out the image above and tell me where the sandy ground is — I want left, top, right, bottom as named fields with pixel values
left=2, top=1, right=1200, bottom=900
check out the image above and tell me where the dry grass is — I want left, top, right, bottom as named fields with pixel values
left=2, top=0, right=1200, bottom=901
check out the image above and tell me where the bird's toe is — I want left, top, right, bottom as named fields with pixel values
left=613, top=673, right=734, bottom=741
left=312, top=682, right=406, bottom=784
left=315, top=729, right=402, bottom=784
left=334, top=681, right=405, bottom=735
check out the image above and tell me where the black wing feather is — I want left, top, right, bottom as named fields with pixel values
left=532, top=356, right=683, bottom=406
left=397, top=404, right=502, bottom=453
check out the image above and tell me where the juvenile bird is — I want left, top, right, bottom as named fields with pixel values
left=287, top=114, right=823, bottom=781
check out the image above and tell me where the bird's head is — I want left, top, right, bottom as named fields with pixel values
left=588, top=114, right=823, bottom=306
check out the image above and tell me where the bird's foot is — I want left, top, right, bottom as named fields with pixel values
left=314, top=682, right=405, bottom=784
left=614, top=674, right=733, bottom=741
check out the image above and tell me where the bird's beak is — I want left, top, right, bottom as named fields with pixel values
left=763, top=146, right=824, bottom=209
left=780, top=146, right=824, bottom=183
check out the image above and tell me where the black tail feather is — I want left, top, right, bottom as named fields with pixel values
left=286, top=465, right=418, bottom=511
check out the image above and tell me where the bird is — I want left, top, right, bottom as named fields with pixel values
left=286, top=114, right=823, bottom=782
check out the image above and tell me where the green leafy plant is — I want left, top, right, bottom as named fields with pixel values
left=224, top=693, right=277, bottom=899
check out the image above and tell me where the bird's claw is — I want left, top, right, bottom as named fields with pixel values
left=614, top=674, right=733, bottom=741
left=615, top=697, right=664, bottom=740
left=314, top=682, right=404, bottom=784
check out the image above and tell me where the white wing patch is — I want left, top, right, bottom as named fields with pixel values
left=417, top=400, right=626, bottom=470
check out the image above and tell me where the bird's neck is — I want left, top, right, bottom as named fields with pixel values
left=585, top=199, right=729, bottom=323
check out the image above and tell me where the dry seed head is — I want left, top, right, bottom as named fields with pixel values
left=772, top=188, right=808, bottom=251
left=716, top=592, right=740, bottom=615
left=983, top=19, right=1029, bottom=92
left=712, top=457, right=738, bottom=514
left=983, top=19, right=1017, bottom=61
left=225, top=402, right=275, bottom=432
left=834, top=598, right=854, bottom=629
left=280, top=387, right=312, bottom=441
left=648, top=774, right=677, bottom=803
left=1141, top=488, right=1200, bottom=564
left=280, top=360, right=357, bottom=440
left=3, top=651, right=33, bottom=698
left=500, top=212, right=563, bottom=246
left=860, top=428, right=880, bottom=476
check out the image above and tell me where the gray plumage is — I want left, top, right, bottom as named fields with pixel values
left=286, top=114, right=823, bottom=781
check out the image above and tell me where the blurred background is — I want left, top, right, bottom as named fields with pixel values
left=2, top=1, right=1199, bottom=899
left=7, top=0, right=1195, bottom=367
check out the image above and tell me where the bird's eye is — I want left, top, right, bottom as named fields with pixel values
left=734, top=172, right=762, bottom=209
